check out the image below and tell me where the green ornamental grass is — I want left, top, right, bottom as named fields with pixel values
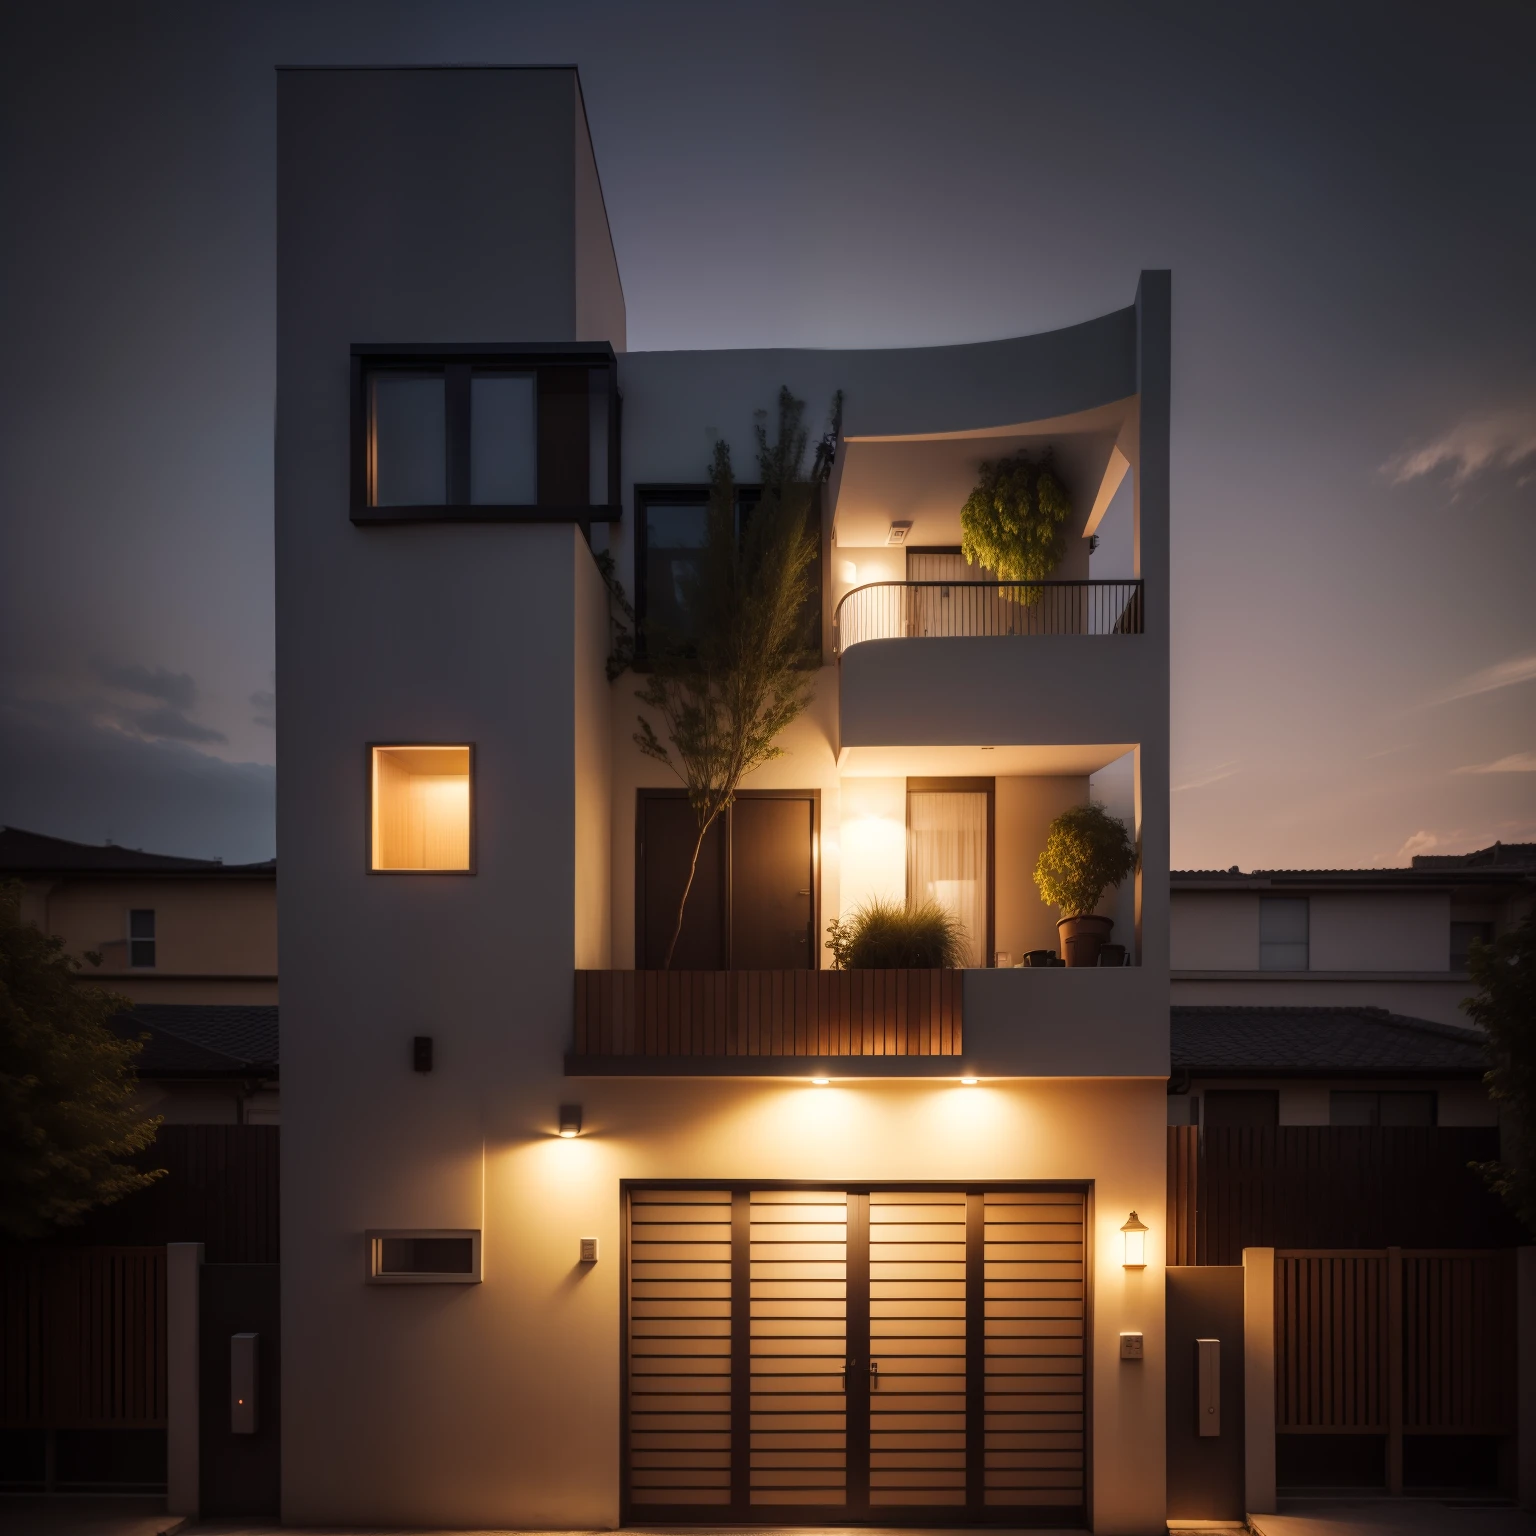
left=825, top=897, right=969, bottom=970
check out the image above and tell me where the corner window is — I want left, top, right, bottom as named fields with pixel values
left=370, top=745, right=473, bottom=872
left=1259, top=896, right=1308, bottom=971
left=352, top=347, right=617, bottom=522
left=1330, top=1090, right=1436, bottom=1127
left=128, top=909, right=156, bottom=968
left=1450, top=921, right=1493, bottom=972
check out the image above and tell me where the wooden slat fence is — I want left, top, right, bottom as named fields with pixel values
left=66, top=1125, right=279, bottom=1263
left=1167, top=1124, right=1199, bottom=1265
left=0, top=1247, right=166, bottom=1429
left=574, top=969, right=962, bottom=1056
left=1182, top=1127, right=1518, bottom=1263
left=1275, top=1248, right=1516, bottom=1494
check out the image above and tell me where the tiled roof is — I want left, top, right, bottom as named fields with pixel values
left=1172, top=1005, right=1488, bottom=1078
left=115, top=1004, right=279, bottom=1077
left=1174, top=841, right=1536, bottom=884
left=0, top=825, right=274, bottom=876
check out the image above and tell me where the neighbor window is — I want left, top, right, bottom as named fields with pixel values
left=352, top=347, right=618, bottom=520
left=367, top=1229, right=481, bottom=1284
left=128, top=909, right=156, bottom=968
left=1202, top=1089, right=1279, bottom=1128
left=1259, top=896, right=1309, bottom=971
left=1450, top=921, right=1493, bottom=972
left=370, top=745, right=473, bottom=872
left=1330, top=1090, right=1436, bottom=1127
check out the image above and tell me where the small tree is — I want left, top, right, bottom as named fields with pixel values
left=635, top=388, right=837, bottom=968
left=960, top=450, right=1072, bottom=603
left=1467, top=912, right=1536, bottom=1236
left=0, top=880, right=163, bottom=1239
left=1033, top=803, right=1138, bottom=918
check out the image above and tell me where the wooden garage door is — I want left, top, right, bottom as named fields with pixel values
left=624, top=1186, right=1086, bottom=1526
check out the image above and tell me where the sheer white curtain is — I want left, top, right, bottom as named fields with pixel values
left=907, top=791, right=988, bottom=967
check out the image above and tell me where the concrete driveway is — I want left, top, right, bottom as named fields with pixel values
left=1251, top=1499, right=1536, bottom=1536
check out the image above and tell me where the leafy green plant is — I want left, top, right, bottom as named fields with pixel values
left=1033, top=804, right=1138, bottom=919
left=635, top=388, right=840, bottom=968
left=1467, top=913, right=1536, bottom=1236
left=959, top=450, right=1072, bottom=604
left=0, top=880, right=163, bottom=1238
left=825, top=897, right=968, bottom=969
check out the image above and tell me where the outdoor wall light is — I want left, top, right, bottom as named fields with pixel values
left=1121, top=1210, right=1148, bottom=1268
left=960, top=1076, right=978, bottom=1085
left=558, top=1104, right=583, bottom=1138
left=811, top=1077, right=831, bottom=1086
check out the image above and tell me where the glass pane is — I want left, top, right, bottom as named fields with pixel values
left=129, top=909, right=155, bottom=938
left=1203, top=1090, right=1278, bottom=1128
left=369, top=373, right=446, bottom=505
left=378, top=1237, right=474, bottom=1274
left=1378, top=1092, right=1436, bottom=1127
left=907, top=791, right=988, bottom=967
left=1259, top=897, right=1309, bottom=943
left=471, top=373, right=537, bottom=504
left=1330, top=1091, right=1378, bottom=1126
left=1259, top=941, right=1309, bottom=972
left=645, top=503, right=708, bottom=640
left=588, top=368, right=609, bottom=506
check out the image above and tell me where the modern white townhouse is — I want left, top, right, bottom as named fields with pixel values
left=277, top=66, right=1169, bottom=1532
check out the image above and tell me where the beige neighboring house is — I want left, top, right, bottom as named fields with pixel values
left=2, top=824, right=277, bottom=1004
left=1, top=824, right=279, bottom=1124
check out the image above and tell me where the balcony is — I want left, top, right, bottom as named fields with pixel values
left=833, top=578, right=1144, bottom=654
left=567, top=965, right=1166, bottom=1078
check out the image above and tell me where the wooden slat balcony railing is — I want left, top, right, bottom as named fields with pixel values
left=573, top=969, right=962, bottom=1058
left=833, top=579, right=1145, bottom=654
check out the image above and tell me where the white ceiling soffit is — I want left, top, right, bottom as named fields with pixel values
left=832, top=400, right=1134, bottom=551
left=837, top=744, right=1135, bottom=778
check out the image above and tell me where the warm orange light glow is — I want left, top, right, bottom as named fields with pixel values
left=961, top=1077, right=979, bottom=1085
left=371, top=745, right=471, bottom=871
left=1121, top=1209, right=1148, bottom=1268
left=811, top=1077, right=830, bottom=1086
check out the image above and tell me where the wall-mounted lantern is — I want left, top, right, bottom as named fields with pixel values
left=1121, top=1210, right=1148, bottom=1268
left=558, top=1104, right=583, bottom=1138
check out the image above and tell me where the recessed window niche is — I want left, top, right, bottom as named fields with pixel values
left=370, top=745, right=472, bottom=872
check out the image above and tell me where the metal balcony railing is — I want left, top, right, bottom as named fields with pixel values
left=833, top=579, right=1144, bottom=655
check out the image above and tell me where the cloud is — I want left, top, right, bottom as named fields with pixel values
left=120, top=704, right=226, bottom=745
left=1432, top=652, right=1536, bottom=706
left=1394, top=828, right=1455, bottom=862
left=0, top=693, right=273, bottom=863
left=1384, top=405, right=1536, bottom=486
left=1454, top=751, right=1536, bottom=774
left=1172, top=760, right=1239, bottom=793
left=94, top=660, right=197, bottom=711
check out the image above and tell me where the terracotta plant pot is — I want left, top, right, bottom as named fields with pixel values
left=1057, top=914, right=1114, bottom=968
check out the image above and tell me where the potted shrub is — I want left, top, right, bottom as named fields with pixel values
left=1033, top=804, right=1137, bottom=967
left=825, top=898, right=968, bottom=969
left=959, top=449, right=1072, bottom=602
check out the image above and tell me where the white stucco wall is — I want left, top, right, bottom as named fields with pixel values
left=1171, top=892, right=1260, bottom=970
left=1308, top=891, right=1450, bottom=971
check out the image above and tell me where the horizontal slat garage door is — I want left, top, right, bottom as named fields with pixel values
left=625, top=1185, right=1087, bottom=1526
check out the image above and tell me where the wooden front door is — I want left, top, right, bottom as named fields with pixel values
left=624, top=1184, right=1088, bottom=1526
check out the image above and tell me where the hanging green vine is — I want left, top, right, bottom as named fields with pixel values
left=959, top=450, right=1071, bottom=604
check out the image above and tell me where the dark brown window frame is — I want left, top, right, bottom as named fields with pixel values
left=350, top=343, right=620, bottom=529
left=906, top=776, right=997, bottom=967
left=634, top=787, right=822, bottom=969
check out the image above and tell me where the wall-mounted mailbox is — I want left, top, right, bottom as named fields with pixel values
left=579, top=1237, right=599, bottom=1264
left=1119, top=1331, right=1144, bottom=1361
left=1197, top=1337, right=1220, bottom=1436
left=231, top=1332, right=258, bottom=1434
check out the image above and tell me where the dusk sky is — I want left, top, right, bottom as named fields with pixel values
left=2, top=1, right=1533, bottom=869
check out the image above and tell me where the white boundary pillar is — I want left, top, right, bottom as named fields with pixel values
left=1519, top=1248, right=1536, bottom=1509
left=1243, top=1246, right=1276, bottom=1516
left=167, top=1241, right=203, bottom=1517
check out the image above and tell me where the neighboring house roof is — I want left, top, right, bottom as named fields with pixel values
left=0, top=825, right=275, bottom=878
left=116, top=1004, right=279, bottom=1079
left=1171, top=1005, right=1488, bottom=1079
left=1172, top=842, right=1536, bottom=893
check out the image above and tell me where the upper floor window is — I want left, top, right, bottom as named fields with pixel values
left=128, top=909, right=156, bottom=968
left=1259, top=896, right=1308, bottom=971
left=1450, top=920, right=1493, bottom=972
left=1201, top=1089, right=1278, bottom=1128
left=370, top=745, right=473, bottom=872
left=634, top=483, right=820, bottom=657
left=352, top=347, right=617, bottom=523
